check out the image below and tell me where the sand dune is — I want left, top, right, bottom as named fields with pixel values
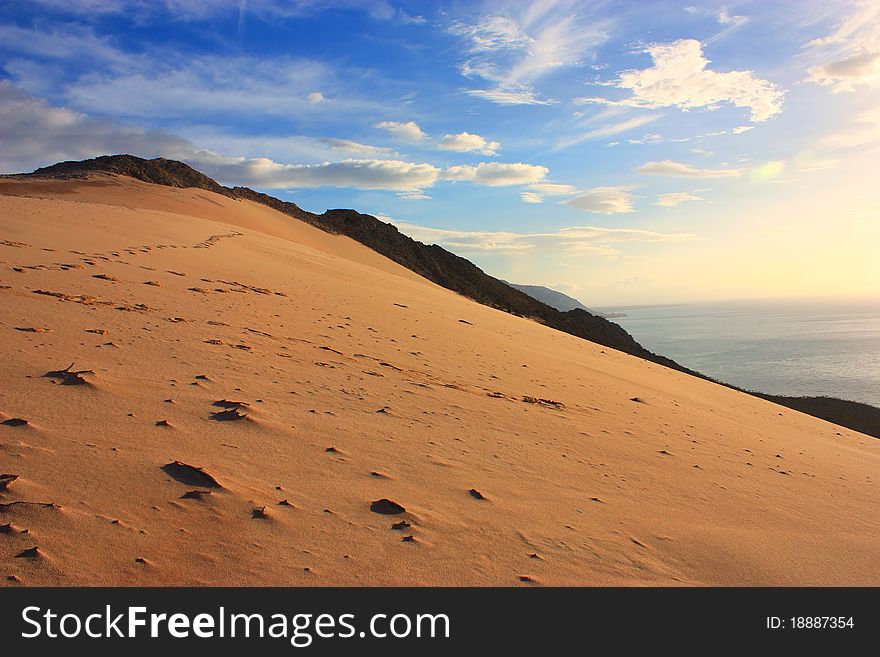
left=1, top=174, right=878, bottom=586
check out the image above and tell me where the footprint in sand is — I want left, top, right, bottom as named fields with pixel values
left=0, top=474, right=19, bottom=491
left=211, top=407, right=248, bottom=421
left=44, top=363, right=94, bottom=386
left=162, top=461, right=222, bottom=489
left=370, top=499, right=406, bottom=515
left=180, top=490, right=212, bottom=500
left=15, top=547, right=41, bottom=559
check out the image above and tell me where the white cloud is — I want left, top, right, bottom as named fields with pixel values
left=527, top=183, right=578, bottom=195
left=437, top=132, right=501, bottom=155
left=717, top=8, right=749, bottom=28
left=442, top=162, right=548, bottom=186
left=627, top=133, right=663, bottom=145
left=397, top=191, right=432, bottom=200
left=732, top=125, right=754, bottom=134
left=307, top=91, right=326, bottom=103
left=580, top=39, right=784, bottom=122
left=451, top=1, right=610, bottom=105
left=450, top=15, right=532, bottom=53
left=375, top=121, right=428, bottom=142
left=685, top=5, right=749, bottom=41
left=319, top=138, right=395, bottom=157
left=464, top=88, right=554, bottom=105
left=636, top=159, right=743, bottom=178
left=521, top=182, right=579, bottom=204
left=565, top=186, right=635, bottom=214
left=654, top=191, right=706, bottom=207
left=806, top=51, right=880, bottom=93
left=390, top=220, right=697, bottom=255
left=804, top=2, right=880, bottom=92
left=556, top=114, right=658, bottom=149
left=203, top=157, right=440, bottom=191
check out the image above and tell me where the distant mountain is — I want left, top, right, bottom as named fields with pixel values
left=502, top=282, right=590, bottom=312
left=16, top=154, right=879, bottom=438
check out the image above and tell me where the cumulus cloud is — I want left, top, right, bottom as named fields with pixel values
left=442, top=162, right=548, bottom=186
left=805, top=1, right=880, bottom=92
left=565, top=187, right=635, bottom=214
left=580, top=39, right=784, bottom=122
left=636, top=159, right=742, bottom=178
left=202, top=157, right=440, bottom=191
left=437, top=132, right=501, bottom=155
left=375, top=121, right=428, bottom=142
left=654, top=191, right=706, bottom=207
left=307, top=91, right=326, bottom=103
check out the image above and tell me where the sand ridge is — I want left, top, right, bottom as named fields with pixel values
left=1, top=176, right=878, bottom=586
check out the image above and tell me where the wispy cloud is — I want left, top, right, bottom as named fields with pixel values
left=388, top=220, right=697, bottom=255
left=654, top=191, right=706, bottom=207
left=580, top=39, right=784, bottom=122
left=636, top=159, right=743, bottom=178
left=556, top=114, right=658, bottom=150
left=804, top=1, right=880, bottom=92
left=319, top=138, right=395, bottom=157
left=0, top=24, right=391, bottom=124
left=451, top=0, right=610, bottom=105
left=565, top=187, right=635, bottom=214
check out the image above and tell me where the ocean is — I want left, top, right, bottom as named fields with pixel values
left=597, top=299, right=880, bottom=408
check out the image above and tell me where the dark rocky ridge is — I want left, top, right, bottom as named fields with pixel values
left=17, top=155, right=879, bottom=439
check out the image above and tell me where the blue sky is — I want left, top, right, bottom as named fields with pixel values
left=1, top=0, right=878, bottom=304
